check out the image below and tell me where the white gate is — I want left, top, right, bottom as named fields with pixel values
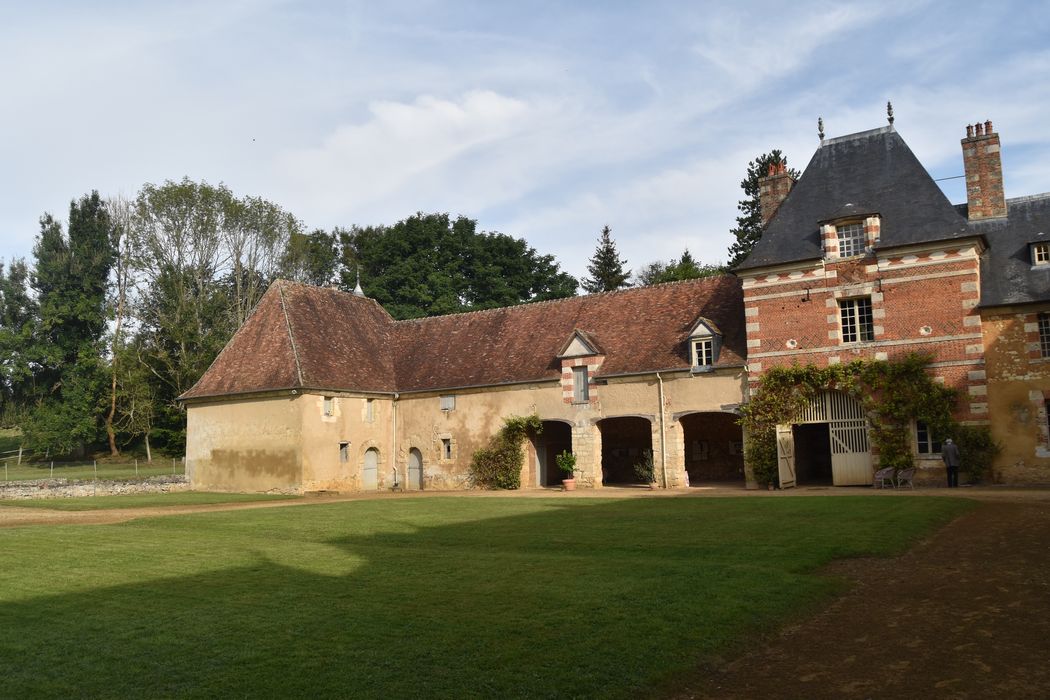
left=363, top=448, right=379, bottom=490
left=795, top=391, right=872, bottom=486
left=776, top=423, right=796, bottom=489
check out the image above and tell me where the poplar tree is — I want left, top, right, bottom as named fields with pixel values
left=581, top=225, right=630, bottom=293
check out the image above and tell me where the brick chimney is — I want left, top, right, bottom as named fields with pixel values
left=759, top=160, right=795, bottom=226
left=961, top=120, right=1007, bottom=220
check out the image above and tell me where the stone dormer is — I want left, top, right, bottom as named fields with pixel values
left=557, top=329, right=605, bottom=405
left=820, top=206, right=881, bottom=260
left=687, top=317, right=722, bottom=372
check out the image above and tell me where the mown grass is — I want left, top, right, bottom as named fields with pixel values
left=0, top=460, right=181, bottom=482
left=0, top=492, right=298, bottom=510
left=0, top=495, right=972, bottom=698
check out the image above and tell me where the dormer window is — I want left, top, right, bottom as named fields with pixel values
left=836, top=222, right=866, bottom=257
left=1033, top=243, right=1050, bottom=266
left=687, top=317, right=722, bottom=372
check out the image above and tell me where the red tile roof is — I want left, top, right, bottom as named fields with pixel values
left=181, top=276, right=745, bottom=401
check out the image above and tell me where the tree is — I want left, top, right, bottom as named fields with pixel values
left=634, top=249, right=723, bottom=286
left=0, top=258, right=38, bottom=424
left=726, top=150, right=799, bottom=268
left=23, top=193, right=115, bottom=456
left=581, top=225, right=630, bottom=293
left=339, top=213, right=577, bottom=320
left=281, top=228, right=339, bottom=286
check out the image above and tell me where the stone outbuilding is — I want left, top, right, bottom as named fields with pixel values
left=180, top=276, right=749, bottom=493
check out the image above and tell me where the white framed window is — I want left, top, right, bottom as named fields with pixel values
left=1039, top=314, right=1050, bottom=358
left=323, top=396, right=334, bottom=417
left=837, top=222, right=866, bottom=258
left=839, top=297, right=874, bottom=343
left=572, top=366, right=589, bottom=403
left=364, top=398, right=375, bottom=423
left=440, top=394, right=456, bottom=411
left=441, top=438, right=452, bottom=460
left=1033, top=243, right=1050, bottom=266
left=916, top=421, right=941, bottom=455
left=693, top=338, right=713, bottom=367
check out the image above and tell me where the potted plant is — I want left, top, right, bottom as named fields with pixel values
left=556, top=450, right=578, bottom=491
left=633, top=449, right=657, bottom=489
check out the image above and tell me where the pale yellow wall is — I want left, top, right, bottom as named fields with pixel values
left=393, top=369, right=748, bottom=490
left=298, top=394, right=395, bottom=492
left=187, top=395, right=303, bottom=493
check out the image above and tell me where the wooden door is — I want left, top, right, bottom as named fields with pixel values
left=776, top=423, right=796, bottom=489
left=363, top=448, right=379, bottom=490
left=408, top=448, right=423, bottom=490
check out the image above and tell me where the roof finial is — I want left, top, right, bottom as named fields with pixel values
left=818, top=117, right=825, bottom=143
left=886, top=101, right=894, bottom=125
left=353, top=266, right=365, bottom=297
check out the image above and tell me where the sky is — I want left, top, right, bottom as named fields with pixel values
left=2, top=0, right=1049, bottom=283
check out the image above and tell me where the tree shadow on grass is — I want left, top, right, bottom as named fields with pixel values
left=0, top=496, right=972, bottom=698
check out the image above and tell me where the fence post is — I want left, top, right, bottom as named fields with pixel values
left=93, top=460, right=97, bottom=480
left=172, top=457, right=176, bottom=475
left=17, top=446, right=22, bottom=465
left=4, top=462, right=7, bottom=481
left=50, top=461, right=54, bottom=478
left=135, top=458, right=139, bottom=476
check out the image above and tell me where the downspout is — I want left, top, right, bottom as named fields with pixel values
left=656, top=372, right=668, bottom=489
left=392, top=392, right=399, bottom=487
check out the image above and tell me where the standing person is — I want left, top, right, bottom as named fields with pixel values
left=941, top=438, right=961, bottom=488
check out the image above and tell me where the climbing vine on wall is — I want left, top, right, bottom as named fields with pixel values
left=468, top=414, right=542, bottom=489
left=740, top=354, right=960, bottom=486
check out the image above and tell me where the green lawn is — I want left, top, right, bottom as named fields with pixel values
left=0, top=492, right=298, bottom=510
left=0, top=495, right=972, bottom=698
left=0, top=460, right=181, bottom=482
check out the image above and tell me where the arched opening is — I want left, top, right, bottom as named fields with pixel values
left=787, top=389, right=870, bottom=486
left=597, top=417, right=653, bottom=485
left=679, top=412, right=745, bottom=486
left=362, top=447, right=379, bottom=490
left=407, top=448, right=423, bottom=490
left=531, top=421, right=573, bottom=487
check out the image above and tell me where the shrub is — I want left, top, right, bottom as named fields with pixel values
left=745, top=431, right=778, bottom=487
left=633, top=449, right=655, bottom=484
left=953, top=424, right=1001, bottom=484
left=555, top=450, right=577, bottom=478
left=468, top=414, right=542, bottom=490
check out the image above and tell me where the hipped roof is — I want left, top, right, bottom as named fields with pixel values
left=180, top=276, right=745, bottom=401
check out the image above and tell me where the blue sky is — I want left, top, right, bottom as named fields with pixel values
left=2, top=0, right=1049, bottom=281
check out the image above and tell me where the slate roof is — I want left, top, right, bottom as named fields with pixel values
left=181, top=275, right=746, bottom=400
left=736, top=126, right=973, bottom=271
left=965, top=194, right=1050, bottom=307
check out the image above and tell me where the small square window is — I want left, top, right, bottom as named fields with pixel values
left=839, top=297, right=874, bottom=344
left=323, top=396, right=334, bottom=416
left=572, top=366, right=589, bottom=403
left=916, top=421, right=941, bottom=455
left=837, top=222, right=866, bottom=258
left=441, top=438, right=452, bottom=460
left=1033, top=243, right=1050, bottom=266
left=339, top=442, right=350, bottom=463
left=440, top=395, right=456, bottom=411
left=1039, top=314, right=1050, bottom=358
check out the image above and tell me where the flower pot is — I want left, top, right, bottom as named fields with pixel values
left=562, top=478, right=576, bottom=491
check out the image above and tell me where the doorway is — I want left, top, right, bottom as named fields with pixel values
left=536, top=421, right=572, bottom=486
left=597, top=417, right=653, bottom=485
left=407, top=448, right=423, bottom=490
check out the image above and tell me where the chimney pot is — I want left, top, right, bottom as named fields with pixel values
left=966, top=124, right=974, bottom=138
left=961, top=117, right=1006, bottom=220
left=975, top=122, right=984, bottom=136
left=984, top=119, right=993, bottom=134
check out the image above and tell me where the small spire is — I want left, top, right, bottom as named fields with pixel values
left=886, top=101, right=894, bottom=125
left=818, top=117, right=825, bottom=142
left=353, top=266, right=365, bottom=297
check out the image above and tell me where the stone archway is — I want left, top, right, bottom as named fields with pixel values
left=597, top=417, right=653, bottom=485
left=678, top=412, right=745, bottom=486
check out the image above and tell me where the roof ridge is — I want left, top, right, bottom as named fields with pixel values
left=822, top=125, right=894, bottom=147
left=393, top=275, right=733, bottom=326
left=1006, top=192, right=1050, bottom=205
left=277, top=281, right=305, bottom=386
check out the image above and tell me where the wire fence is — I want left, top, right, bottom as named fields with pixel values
left=1, top=457, right=187, bottom=483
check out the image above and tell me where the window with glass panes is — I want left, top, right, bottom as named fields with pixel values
left=693, top=338, right=713, bottom=367
left=839, top=297, right=874, bottom=343
left=836, top=222, right=866, bottom=257
left=1040, top=314, right=1050, bottom=358
left=1034, top=243, right=1050, bottom=265
left=916, top=421, right=941, bottom=454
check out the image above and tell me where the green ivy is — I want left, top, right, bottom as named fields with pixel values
left=468, top=414, right=542, bottom=490
left=739, top=353, right=985, bottom=485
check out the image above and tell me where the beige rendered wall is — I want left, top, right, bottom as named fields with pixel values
left=982, top=309, right=1050, bottom=483
left=187, top=395, right=303, bottom=493
left=298, top=393, right=395, bottom=491
left=393, top=369, right=748, bottom=490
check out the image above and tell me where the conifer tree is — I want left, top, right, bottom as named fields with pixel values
left=726, top=150, right=798, bottom=268
left=581, top=225, right=629, bottom=293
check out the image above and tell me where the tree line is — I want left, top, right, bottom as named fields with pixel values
left=0, top=150, right=783, bottom=458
